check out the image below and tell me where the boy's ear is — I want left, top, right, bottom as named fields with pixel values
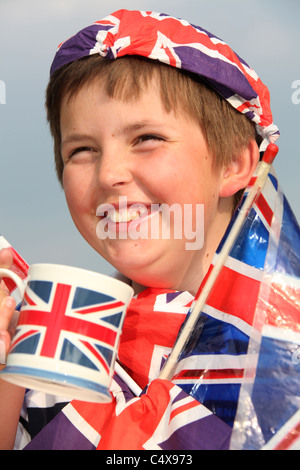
left=219, top=139, right=260, bottom=197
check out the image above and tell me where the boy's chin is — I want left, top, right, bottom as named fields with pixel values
left=114, top=257, right=183, bottom=292
left=96, top=237, right=192, bottom=288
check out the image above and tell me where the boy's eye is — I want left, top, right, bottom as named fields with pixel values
left=69, top=146, right=93, bottom=158
left=135, top=134, right=164, bottom=145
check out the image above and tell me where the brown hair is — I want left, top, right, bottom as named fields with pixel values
left=46, top=54, right=258, bottom=197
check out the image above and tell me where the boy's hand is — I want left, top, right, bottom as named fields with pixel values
left=0, top=247, right=26, bottom=449
left=0, top=248, right=18, bottom=365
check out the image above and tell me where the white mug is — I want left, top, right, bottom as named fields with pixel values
left=0, top=264, right=133, bottom=402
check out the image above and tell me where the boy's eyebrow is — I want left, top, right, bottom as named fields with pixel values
left=61, top=133, right=93, bottom=146
left=116, top=120, right=163, bottom=136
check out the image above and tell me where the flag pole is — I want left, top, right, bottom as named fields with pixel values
left=159, top=143, right=279, bottom=381
left=115, top=361, right=142, bottom=396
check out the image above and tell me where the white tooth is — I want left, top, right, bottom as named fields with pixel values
left=107, top=206, right=148, bottom=222
left=108, top=209, right=128, bottom=222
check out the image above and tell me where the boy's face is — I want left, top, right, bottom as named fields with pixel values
left=60, top=78, right=231, bottom=293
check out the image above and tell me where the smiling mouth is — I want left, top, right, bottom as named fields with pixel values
left=96, top=199, right=205, bottom=249
left=96, top=201, right=160, bottom=224
left=96, top=201, right=160, bottom=239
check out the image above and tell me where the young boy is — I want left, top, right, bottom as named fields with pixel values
left=0, top=9, right=284, bottom=449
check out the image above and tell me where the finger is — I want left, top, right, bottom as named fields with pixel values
left=0, top=282, right=10, bottom=307
left=0, top=330, right=11, bottom=363
left=0, top=296, right=16, bottom=332
left=0, top=280, right=10, bottom=297
left=8, top=310, right=19, bottom=339
left=0, top=248, right=13, bottom=269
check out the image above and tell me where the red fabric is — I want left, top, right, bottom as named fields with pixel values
left=118, top=288, right=192, bottom=388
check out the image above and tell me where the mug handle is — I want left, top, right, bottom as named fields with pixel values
left=0, top=268, right=26, bottom=298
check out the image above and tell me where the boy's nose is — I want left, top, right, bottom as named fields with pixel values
left=97, top=147, right=133, bottom=189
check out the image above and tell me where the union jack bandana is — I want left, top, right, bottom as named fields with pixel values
left=50, top=9, right=279, bottom=151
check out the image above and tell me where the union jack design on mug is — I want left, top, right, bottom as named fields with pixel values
left=0, top=263, right=133, bottom=402
left=10, top=281, right=124, bottom=374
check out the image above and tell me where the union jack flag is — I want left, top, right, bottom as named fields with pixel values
left=118, top=288, right=193, bottom=389
left=9, top=280, right=125, bottom=374
left=169, top=166, right=280, bottom=426
left=22, top=373, right=231, bottom=450
left=168, top=164, right=300, bottom=447
left=230, top=173, right=300, bottom=450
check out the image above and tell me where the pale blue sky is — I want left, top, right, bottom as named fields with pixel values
left=0, top=0, right=299, bottom=275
